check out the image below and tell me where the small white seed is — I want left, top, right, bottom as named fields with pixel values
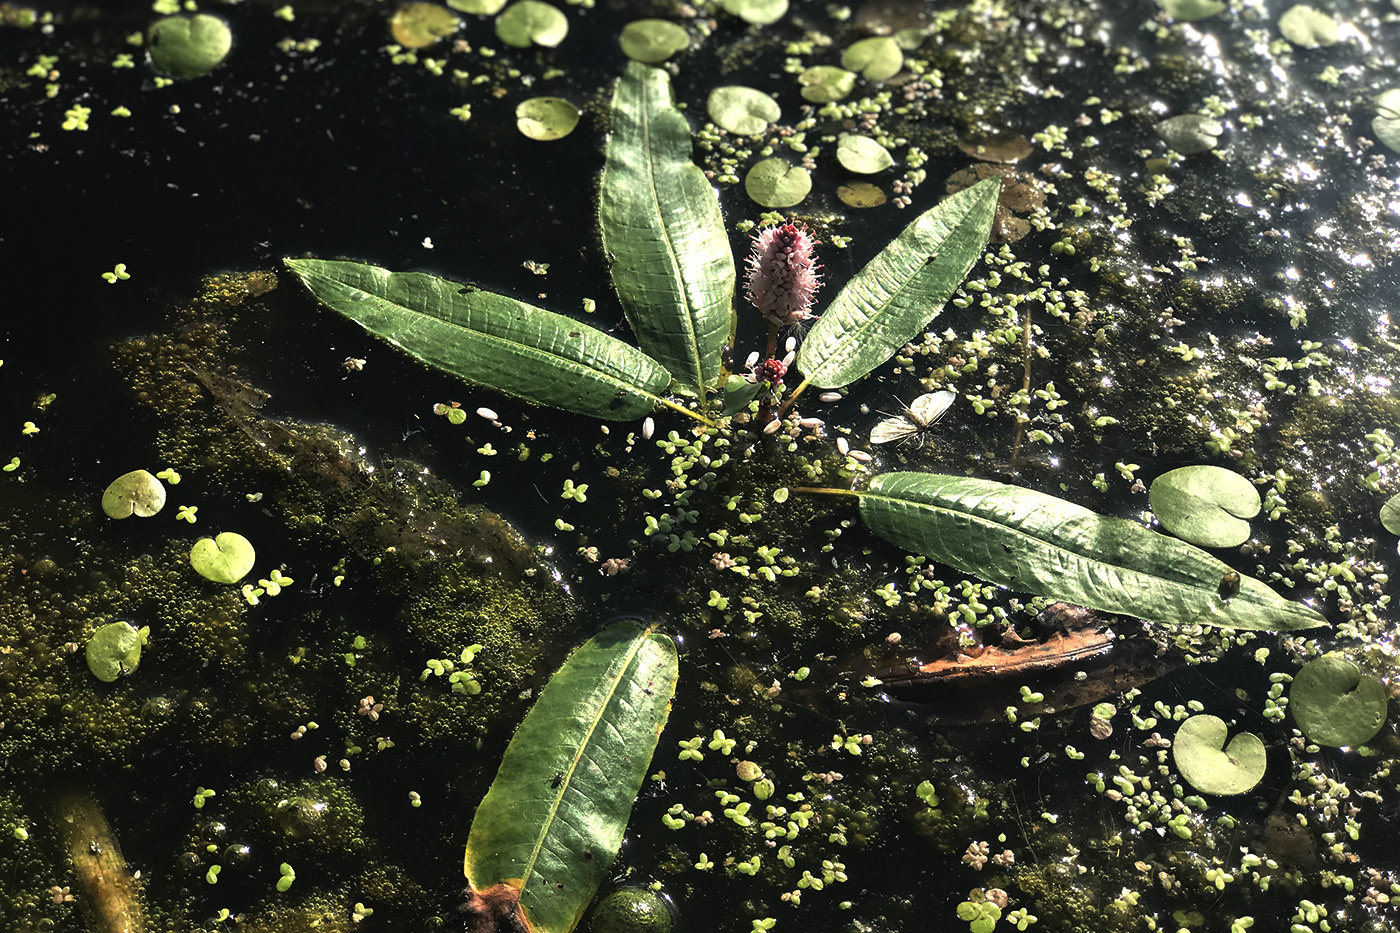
left=799, top=418, right=825, bottom=430
left=836, top=437, right=851, bottom=455
left=642, top=417, right=655, bottom=440
left=819, top=392, right=842, bottom=402
left=849, top=449, right=872, bottom=462
left=476, top=407, right=498, bottom=421
left=886, top=631, right=902, bottom=645
left=762, top=419, right=783, bottom=435
left=784, top=336, right=797, bottom=353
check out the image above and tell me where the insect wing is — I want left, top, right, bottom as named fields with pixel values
left=905, top=390, right=956, bottom=428
left=870, top=415, right=918, bottom=445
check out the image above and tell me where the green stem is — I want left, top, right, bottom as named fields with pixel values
left=655, top=397, right=713, bottom=425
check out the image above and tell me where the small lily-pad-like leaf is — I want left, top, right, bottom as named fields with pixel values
left=1157, top=0, right=1224, bottom=20
left=836, top=135, right=894, bottom=174
left=447, top=0, right=508, bottom=13
left=841, top=36, right=903, bottom=82
left=1373, top=90, right=1400, bottom=154
left=837, top=182, right=887, bottom=208
left=619, top=19, right=689, bottom=63
left=515, top=97, right=579, bottom=141
left=190, top=532, right=256, bottom=585
left=1278, top=4, right=1340, bottom=48
left=390, top=2, right=460, bottom=48
left=706, top=86, right=780, bottom=136
left=1381, top=493, right=1400, bottom=535
left=1149, top=465, right=1260, bottom=548
left=1154, top=114, right=1224, bottom=155
left=102, top=470, right=167, bottom=519
left=745, top=158, right=811, bottom=208
left=798, top=66, right=856, bottom=103
left=86, top=621, right=144, bottom=683
left=1290, top=653, right=1388, bottom=748
left=147, top=14, right=233, bottom=78
left=722, top=0, right=787, bottom=25
left=1172, top=714, right=1267, bottom=796
left=495, top=0, right=568, bottom=48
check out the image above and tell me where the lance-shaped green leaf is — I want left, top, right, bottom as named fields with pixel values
left=463, top=620, right=678, bottom=933
left=598, top=62, right=736, bottom=396
left=794, top=177, right=999, bottom=391
left=855, top=472, right=1327, bottom=632
left=285, top=259, right=680, bottom=422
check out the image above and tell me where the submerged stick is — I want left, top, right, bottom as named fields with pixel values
left=55, top=788, right=146, bottom=933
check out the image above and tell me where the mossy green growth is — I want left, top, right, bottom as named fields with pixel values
left=589, top=887, right=673, bottom=933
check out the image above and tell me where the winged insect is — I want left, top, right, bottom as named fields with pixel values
left=869, top=390, right=955, bottom=446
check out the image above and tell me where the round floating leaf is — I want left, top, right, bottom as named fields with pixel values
left=102, top=469, right=167, bottom=519
left=495, top=0, right=568, bottom=48
left=147, top=14, right=233, bottom=78
left=1154, top=114, right=1224, bottom=155
left=744, top=158, right=811, bottom=208
left=721, top=0, right=787, bottom=25
left=86, top=621, right=144, bottom=683
left=448, top=0, right=508, bottom=13
left=619, top=19, right=689, bottom=63
left=706, top=85, right=780, bottom=136
left=1376, top=90, right=1400, bottom=121
left=515, top=97, right=579, bottom=140
left=837, top=181, right=887, bottom=208
left=1148, top=465, right=1260, bottom=548
left=836, top=134, right=894, bottom=174
left=1172, top=714, right=1267, bottom=796
left=1158, top=0, right=1224, bottom=20
left=1290, top=653, right=1388, bottom=748
left=190, top=531, right=256, bottom=584
left=390, top=2, right=460, bottom=48
left=1373, top=92, right=1400, bottom=154
left=1278, top=4, right=1339, bottom=48
left=1381, top=493, right=1400, bottom=535
left=841, top=36, right=903, bottom=82
left=798, top=66, right=856, bottom=104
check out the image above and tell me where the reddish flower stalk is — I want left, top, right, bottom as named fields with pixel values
left=745, top=223, right=822, bottom=328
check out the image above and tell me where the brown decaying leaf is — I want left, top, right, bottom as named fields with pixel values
left=945, top=163, right=1044, bottom=243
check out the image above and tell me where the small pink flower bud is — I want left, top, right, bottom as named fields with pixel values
left=745, top=223, right=822, bottom=326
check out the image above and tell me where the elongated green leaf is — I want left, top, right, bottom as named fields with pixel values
left=795, top=178, right=1000, bottom=390
left=858, top=472, right=1327, bottom=632
left=285, top=258, right=674, bottom=421
left=599, top=62, right=736, bottom=396
left=464, top=620, right=678, bottom=933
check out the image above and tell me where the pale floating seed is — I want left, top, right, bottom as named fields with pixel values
left=819, top=392, right=842, bottom=402
left=784, top=336, right=797, bottom=353
left=886, top=632, right=902, bottom=645
left=849, top=449, right=872, bottom=462
left=642, top=417, right=655, bottom=440
left=799, top=418, right=825, bottom=430
left=600, top=425, right=610, bottom=435
left=744, top=351, right=760, bottom=368
left=762, top=419, right=783, bottom=435
left=836, top=437, right=851, bottom=455
left=476, top=407, right=499, bottom=421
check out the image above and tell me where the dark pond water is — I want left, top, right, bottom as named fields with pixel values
left=3, top=1, right=1400, bottom=931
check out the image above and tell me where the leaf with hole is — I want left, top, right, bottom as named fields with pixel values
left=495, top=0, right=568, bottom=48
left=1289, top=653, right=1388, bottom=748
left=285, top=259, right=677, bottom=421
left=854, top=472, right=1328, bottom=631
left=794, top=177, right=999, bottom=390
left=463, top=620, right=677, bottom=933
left=798, top=66, right=855, bottom=103
left=598, top=63, right=736, bottom=396
left=619, top=19, right=689, bottom=63
left=1148, top=465, right=1260, bottom=548
left=87, top=622, right=145, bottom=683
left=102, top=470, right=167, bottom=519
left=190, top=532, right=257, bottom=585
left=1172, top=715, right=1266, bottom=796
left=744, top=158, right=811, bottom=208
left=706, top=86, right=780, bottom=136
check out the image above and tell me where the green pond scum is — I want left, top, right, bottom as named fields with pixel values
left=3, top=0, right=1400, bottom=932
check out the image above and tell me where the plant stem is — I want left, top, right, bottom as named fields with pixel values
left=1012, top=303, right=1031, bottom=459
left=759, top=322, right=781, bottom=424
left=655, top=397, right=713, bottom=425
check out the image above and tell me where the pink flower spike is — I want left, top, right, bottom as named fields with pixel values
left=745, top=223, right=822, bottom=327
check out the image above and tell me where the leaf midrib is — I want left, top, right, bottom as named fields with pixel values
left=637, top=75, right=705, bottom=393
left=516, top=634, right=650, bottom=894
